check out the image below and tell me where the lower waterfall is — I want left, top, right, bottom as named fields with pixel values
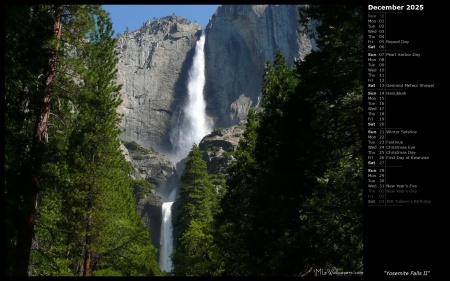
left=159, top=188, right=177, bottom=273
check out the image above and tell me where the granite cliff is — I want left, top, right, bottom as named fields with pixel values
left=115, top=5, right=314, bottom=159
left=120, top=142, right=179, bottom=250
left=115, top=15, right=202, bottom=155
left=204, top=5, right=315, bottom=128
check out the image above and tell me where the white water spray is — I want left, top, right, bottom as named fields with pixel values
left=171, top=32, right=212, bottom=163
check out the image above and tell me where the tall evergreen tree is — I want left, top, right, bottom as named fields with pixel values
left=5, top=5, right=161, bottom=276
left=295, top=5, right=363, bottom=272
left=213, top=108, right=260, bottom=276
left=176, top=144, right=215, bottom=231
left=251, top=51, right=309, bottom=275
left=30, top=6, right=162, bottom=276
left=5, top=5, right=60, bottom=276
left=172, top=144, right=217, bottom=276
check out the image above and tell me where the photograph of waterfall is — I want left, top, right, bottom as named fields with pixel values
left=5, top=2, right=437, bottom=278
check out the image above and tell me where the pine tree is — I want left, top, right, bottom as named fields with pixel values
left=213, top=108, right=260, bottom=276
left=295, top=5, right=363, bottom=272
left=177, top=144, right=215, bottom=228
left=4, top=5, right=61, bottom=276
left=10, top=5, right=163, bottom=276
left=172, top=144, right=217, bottom=276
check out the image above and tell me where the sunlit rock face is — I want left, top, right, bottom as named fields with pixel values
left=199, top=125, right=245, bottom=174
left=116, top=6, right=316, bottom=157
left=115, top=15, right=202, bottom=155
left=204, top=4, right=315, bottom=128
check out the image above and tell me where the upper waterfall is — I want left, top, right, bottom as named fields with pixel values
left=170, top=32, right=212, bottom=163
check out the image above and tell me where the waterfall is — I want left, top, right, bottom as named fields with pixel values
left=170, top=31, right=212, bottom=163
left=159, top=188, right=177, bottom=273
left=160, top=31, right=211, bottom=273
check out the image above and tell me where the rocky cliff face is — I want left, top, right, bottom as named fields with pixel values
left=199, top=125, right=245, bottom=174
left=115, top=16, right=202, bottom=155
left=122, top=141, right=180, bottom=199
left=204, top=5, right=315, bottom=128
left=135, top=192, right=163, bottom=251
left=120, top=141, right=180, bottom=251
left=116, top=5, right=315, bottom=157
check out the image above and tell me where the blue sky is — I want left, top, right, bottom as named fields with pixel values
left=103, top=5, right=220, bottom=36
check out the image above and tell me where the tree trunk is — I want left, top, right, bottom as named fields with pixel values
left=14, top=188, right=38, bottom=276
left=83, top=210, right=92, bottom=276
left=35, top=4, right=63, bottom=142
left=13, top=5, right=63, bottom=276
left=83, top=246, right=91, bottom=277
